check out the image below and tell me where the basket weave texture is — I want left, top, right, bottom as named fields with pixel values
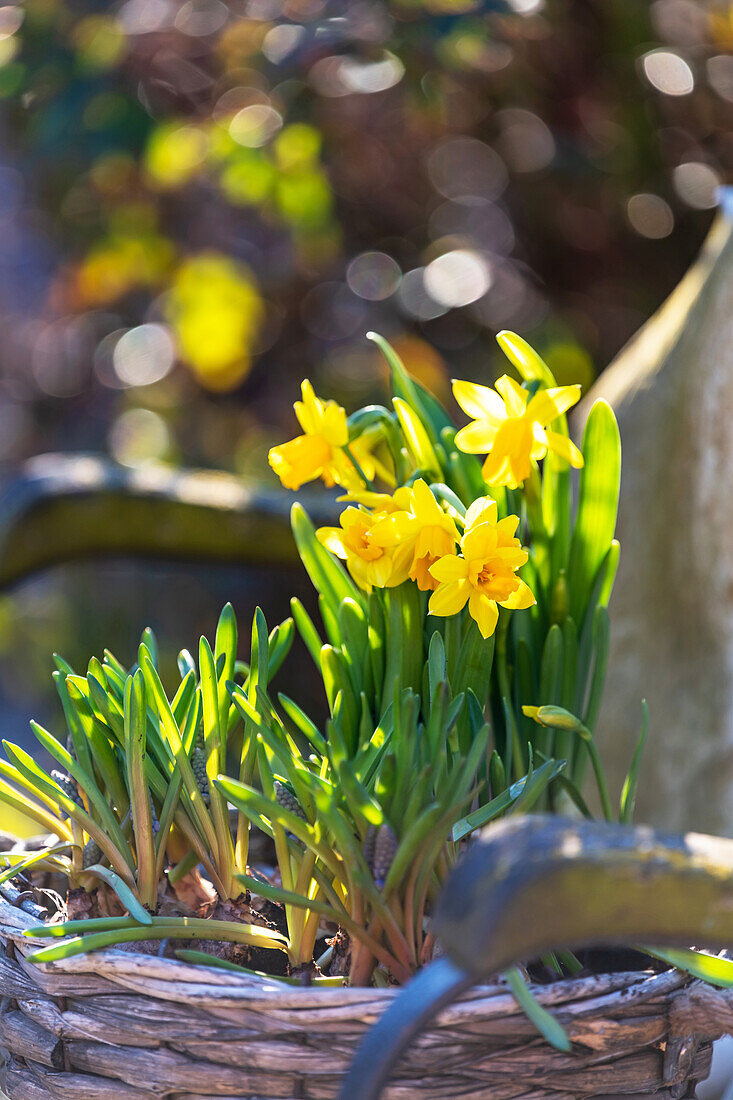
left=0, top=895, right=721, bottom=1100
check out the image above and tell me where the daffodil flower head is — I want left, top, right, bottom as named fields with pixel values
left=370, top=479, right=459, bottom=592
left=452, top=374, right=583, bottom=489
left=268, top=380, right=350, bottom=491
left=317, top=506, right=413, bottom=593
left=428, top=496, right=535, bottom=638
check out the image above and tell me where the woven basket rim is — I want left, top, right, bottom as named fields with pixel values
left=0, top=890, right=689, bottom=1016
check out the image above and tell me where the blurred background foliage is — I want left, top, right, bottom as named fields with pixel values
left=0, top=0, right=730, bottom=822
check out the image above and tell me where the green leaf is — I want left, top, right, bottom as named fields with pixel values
left=619, top=701, right=649, bottom=824
left=321, top=646, right=359, bottom=749
left=428, top=632, right=448, bottom=702
left=124, top=669, right=156, bottom=910
left=199, top=635, right=233, bottom=889
left=0, top=842, right=71, bottom=886
left=567, top=401, right=621, bottom=627
left=267, top=618, right=294, bottom=682
left=582, top=606, right=610, bottom=733
left=140, top=627, right=158, bottom=668
left=28, top=721, right=133, bottom=869
left=172, top=948, right=344, bottom=985
left=451, top=759, right=566, bottom=843
left=26, top=915, right=287, bottom=963
left=644, top=947, right=733, bottom=988
left=504, top=967, right=571, bottom=1051
left=215, top=603, right=238, bottom=714
left=141, top=656, right=219, bottom=860
left=367, top=331, right=449, bottom=446
left=290, top=598, right=323, bottom=668
left=81, top=864, right=152, bottom=925
left=291, top=503, right=361, bottom=619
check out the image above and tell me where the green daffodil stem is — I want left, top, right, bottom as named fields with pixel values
left=343, top=444, right=376, bottom=492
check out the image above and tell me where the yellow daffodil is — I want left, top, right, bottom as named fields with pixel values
left=269, top=380, right=350, bottom=491
left=370, top=479, right=459, bottom=592
left=452, top=375, right=583, bottom=489
left=268, top=382, right=394, bottom=492
left=317, top=507, right=412, bottom=593
left=428, top=497, right=535, bottom=639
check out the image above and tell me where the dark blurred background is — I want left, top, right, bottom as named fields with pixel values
left=0, top=0, right=730, bottom=830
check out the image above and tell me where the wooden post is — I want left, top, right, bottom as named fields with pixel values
left=576, top=203, right=733, bottom=831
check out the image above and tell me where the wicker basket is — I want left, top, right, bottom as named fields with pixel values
left=0, top=891, right=723, bottom=1100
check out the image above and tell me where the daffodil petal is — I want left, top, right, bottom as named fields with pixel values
left=468, top=592, right=499, bottom=639
left=462, top=521, right=498, bottom=562
left=464, top=497, right=497, bottom=529
left=269, top=434, right=331, bottom=490
left=545, top=430, right=584, bottom=468
left=429, top=554, right=468, bottom=583
left=494, top=375, right=528, bottom=417
left=481, top=452, right=514, bottom=488
left=317, top=527, right=347, bottom=558
left=496, top=515, right=520, bottom=540
left=527, top=385, right=581, bottom=426
left=455, top=420, right=498, bottom=455
left=452, top=379, right=506, bottom=422
left=499, top=578, right=536, bottom=610
left=429, top=579, right=470, bottom=617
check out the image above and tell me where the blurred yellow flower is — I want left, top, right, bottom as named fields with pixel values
left=371, top=478, right=459, bottom=591
left=428, top=497, right=534, bottom=639
left=145, top=123, right=209, bottom=189
left=317, top=507, right=412, bottom=593
left=453, top=375, right=583, bottom=489
left=165, top=254, right=262, bottom=391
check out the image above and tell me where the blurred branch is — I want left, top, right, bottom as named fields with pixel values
left=0, top=454, right=336, bottom=590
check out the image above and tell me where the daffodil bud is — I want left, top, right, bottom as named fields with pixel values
left=550, top=572, right=569, bottom=624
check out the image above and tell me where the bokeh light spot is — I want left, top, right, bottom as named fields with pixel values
left=707, top=55, right=733, bottom=102
left=310, top=52, right=404, bottom=96
left=262, top=23, right=305, bottom=64
left=119, top=0, right=173, bottom=35
left=175, top=0, right=229, bottom=37
left=428, top=138, right=508, bottom=202
left=347, top=252, right=401, bottom=300
left=424, top=249, right=492, bottom=308
left=642, top=49, right=694, bottom=95
left=229, top=104, right=282, bottom=148
left=496, top=109, right=555, bottom=173
left=113, top=325, right=176, bottom=388
left=110, top=408, right=170, bottom=468
left=300, top=282, right=368, bottom=340
left=0, top=7, right=23, bottom=40
left=397, top=269, right=448, bottom=321
left=626, top=193, right=674, bottom=238
left=673, top=161, right=721, bottom=208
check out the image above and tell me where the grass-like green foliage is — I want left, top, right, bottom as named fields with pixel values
left=9, top=331, right=725, bottom=1046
